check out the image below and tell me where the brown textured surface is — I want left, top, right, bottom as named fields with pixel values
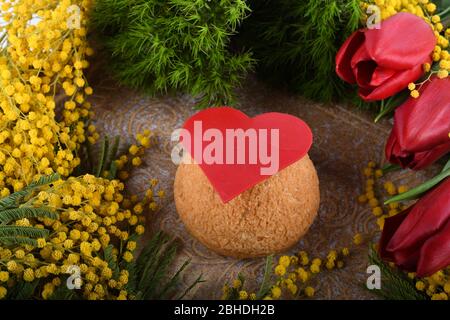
left=174, top=155, right=320, bottom=258
left=90, top=76, right=437, bottom=299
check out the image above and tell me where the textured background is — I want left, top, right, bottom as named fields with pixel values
left=90, top=76, right=436, bottom=299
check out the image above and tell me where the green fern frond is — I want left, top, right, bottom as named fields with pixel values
left=0, top=173, right=60, bottom=210
left=103, top=244, right=121, bottom=278
left=0, top=207, right=58, bottom=224
left=0, top=236, right=38, bottom=247
left=0, top=225, right=49, bottom=238
left=29, top=173, right=61, bottom=188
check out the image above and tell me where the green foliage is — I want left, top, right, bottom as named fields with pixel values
left=0, top=237, right=38, bottom=247
left=6, top=279, right=40, bottom=300
left=442, top=158, right=450, bottom=172
left=0, top=207, right=57, bottom=225
left=0, top=174, right=59, bottom=247
left=222, top=255, right=273, bottom=300
left=367, top=246, right=427, bottom=300
left=78, top=135, right=121, bottom=179
left=238, top=0, right=363, bottom=102
left=91, top=0, right=255, bottom=109
left=122, top=231, right=204, bottom=299
left=103, top=244, right=121, bottom=279
left=0, top=226, right=49, bottom=238
left=48, top=283, right=80, bottom=300
left=223, top=273, right=246, bottom=300
left=0, top=173, right=60, bottom=210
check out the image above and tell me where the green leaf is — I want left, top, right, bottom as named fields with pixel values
left=177, top=273, right=205, bottom=300
left=382, top=163, right=402, bottom=174
left=108, top=161, right=118, bottom=180
left=158, top=259, right=190, bottom=299
left=442, top=158, right=450, bottom=173
left=141, top=240, right=178, bottom=299
left=94, top=136, right=109, bottom=177
left=257, top=255, right=274, bottom=299
left=106, top=136, right=120, bottom=172
left=385, top=168, right=450, bottom=204
left=0, top=207, right=58, bottom=224
left=374, top=91, right=409, bottom=123
left=7, top=280, right=40, bottom=300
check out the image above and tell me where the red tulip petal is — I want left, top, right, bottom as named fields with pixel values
left=351, top=44, right=371, bottom=69
left=410, top=140, right=450, bottom=170
left=386, top=77, right=450, bottom=169
left=370, top=66, right=396, bottom=86
left=390, top=246, right=421, bottom=272
left=379, top=210, right=409, bottom=261
left=354, top=61, right=377, bottom=89
left=364, top=12, right=436, bottom=70
left=351, top=45, right=375, bottom=88
left=359, top=63, right=424, bottom=101
left=336, top=31, right=365, bottom=83
left=385, top=130, right=409, bottom=168
left=394, top=78, right=450, bottom=153
left=416, top=219, right=450, bottom=277
left=387, top=178, right=450, bottom=252
left=380, top=210, right=421, bottom=272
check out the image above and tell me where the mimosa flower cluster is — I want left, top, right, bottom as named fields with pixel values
left=0, top=0, right=95, bottom=195
left=222, top=241, right=364, bottom=300
left=0, top=173, right=162, bottom=300
left=0, top=0, right=165, bottom=300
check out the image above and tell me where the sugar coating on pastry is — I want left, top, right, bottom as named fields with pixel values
left=174, top=155, right=320, bottom=258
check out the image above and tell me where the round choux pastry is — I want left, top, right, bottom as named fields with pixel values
left=174, top=155, right=320, bottom=258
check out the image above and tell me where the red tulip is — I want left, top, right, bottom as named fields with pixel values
left=336, top=12, right=435, bottom=101
left=379, top=178, right=450, bottom=277
left=385, top=77, right=450, bottom=170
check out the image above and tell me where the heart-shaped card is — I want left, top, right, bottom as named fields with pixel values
left=179, top=107, right=313, bottom=202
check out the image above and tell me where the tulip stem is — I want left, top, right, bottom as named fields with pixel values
left=374, top=98, right=394, bottom=123
left=438, top=6, right=450, bottom=17
left=381, top=163, right=401, bottom=174
left=374, top=91, right=409, bottom=123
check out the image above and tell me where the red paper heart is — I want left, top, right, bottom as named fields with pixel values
left=180, top=107, right=313, bottom=203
